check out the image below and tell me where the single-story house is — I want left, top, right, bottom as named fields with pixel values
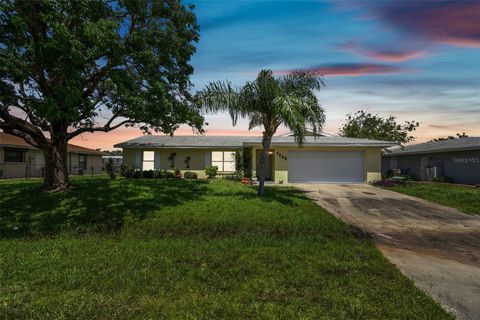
left=114, top=135, right=395, bottom=183
left=382, top=137, right=480, bottom=185
left=0, top=132, right=104, bottom=179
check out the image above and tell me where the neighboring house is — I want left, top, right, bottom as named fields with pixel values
left=114, top=135, right=395, bottom=183
left=382, top=137, right=480, bottom=185
left=0, top=133, right=104, bottom=179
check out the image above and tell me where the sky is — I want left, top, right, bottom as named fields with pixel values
left=71, top=0, right=480, bottom=150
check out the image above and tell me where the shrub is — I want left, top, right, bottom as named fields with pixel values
left=165, top=170, right=176, bottom=179
left=155, top=170, right=167, bottom=179
left=223, top=171, right=242, bottom=181
left=105, top=159, right=116, bottom=179
left=205, top=165, right=218, bottom=179
left=120, top=164, right=134, bottom=178
left=371, top=179, right=395, bottom=187
left=142, top=170, right=155, bottom=179
left=431, top=176, right=452, bottom=183
left=184, top=171, right=198, bottom=179
left=132, top=170, right=142, bottom=179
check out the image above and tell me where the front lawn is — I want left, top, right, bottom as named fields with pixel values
left=0, top=176, right=450, bottom=319
left=387, top=182, right=480, bottom=215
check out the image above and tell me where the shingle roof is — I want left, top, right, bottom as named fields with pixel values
left=384, top=137, right=480, bottom=156
left=0, top=132, right=104, bottom=155
left=114, top=135, right=396, bottom=148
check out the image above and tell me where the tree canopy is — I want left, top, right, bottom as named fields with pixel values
left=0, top=0, right=202, bottom=189
left=431, top=132, right=468, bottom=142
left=339, top=110, right=419, bottom=144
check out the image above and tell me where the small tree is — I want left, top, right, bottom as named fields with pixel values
left=168, top=152, right=177, bottom=168
left=339, top=110, right=419, bottom=144
left=0, top=0, right=202, bottom=191
left=196, top=70, right=325, bottom=196
left=184, top=156, right=191, bottom=168
left=105, top=158, right=115, bottom=180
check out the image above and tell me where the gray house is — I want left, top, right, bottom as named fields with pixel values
left=382, top=137, right=480, bottom=185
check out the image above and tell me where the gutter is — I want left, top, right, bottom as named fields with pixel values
left=383, top=146, right=480, bottom=156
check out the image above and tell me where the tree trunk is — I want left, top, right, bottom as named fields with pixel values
left=42, top=124, right=70, bottom=191
left=257, top=132, right=273, bottom=197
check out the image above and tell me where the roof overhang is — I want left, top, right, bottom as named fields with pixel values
left=383, top=146, right=480, bottom=157
left=114, top=144, right=243, bottom=149
left=243, top=142, right=397, bottom=148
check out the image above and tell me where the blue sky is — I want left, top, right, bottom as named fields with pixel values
left=73, top=0, right=480, bottom=149
left=188, top=0, right=480, bottom=141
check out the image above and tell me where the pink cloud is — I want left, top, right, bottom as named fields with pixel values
left=378, top=2, right=480, bottom=47
left=277, top=63, right=404, bottom=77
left=339, top=42, right=427, bottom=62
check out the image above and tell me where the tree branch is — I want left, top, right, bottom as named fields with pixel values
left=66, top=118, right=136, bottom=140
left=0, top=111, right=48, bottom=148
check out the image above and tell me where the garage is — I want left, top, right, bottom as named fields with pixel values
left=288, top=151, right=365, bottom=183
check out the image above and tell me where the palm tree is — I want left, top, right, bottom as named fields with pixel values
left=196, top=69, right=326, bottom=196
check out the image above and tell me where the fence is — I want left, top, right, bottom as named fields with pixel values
left=420, top=166, right=444, bottom=181
left=0, top=163, right=105, bottom=179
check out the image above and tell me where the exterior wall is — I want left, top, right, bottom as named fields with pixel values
left=86, top=155, right=104, bottom=174
left=123, top=148, right=136, bottom=168
left=122, top=148, right=240, bottom=179
left=249, top=145, right=383, bottom=183
left=365, top=148, right=382, bottom=182
left=69, top=152, right=79, bottom=174
left=383, top=150, right=480, bottom=185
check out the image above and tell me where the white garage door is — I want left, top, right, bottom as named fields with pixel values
left=288, top=151, right=365, bottom=183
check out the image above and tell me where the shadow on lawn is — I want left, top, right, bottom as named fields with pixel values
left=210, top=187, right=306, bottom=206
left=0, top=178, right=209, bottom=238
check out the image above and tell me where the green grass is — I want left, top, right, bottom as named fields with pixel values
left=0, top=176, right=451, bottom=319
left=387, top=182, right=480, bottom=215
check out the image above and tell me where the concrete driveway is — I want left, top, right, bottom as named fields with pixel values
left=295, top=184, right=480, bottom=320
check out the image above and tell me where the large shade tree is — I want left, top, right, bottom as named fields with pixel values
left=339, top=110, right=419, bottom=144
left=196, top=69, right=326, bottom=196
left=0, top=0, right=203, bottom=190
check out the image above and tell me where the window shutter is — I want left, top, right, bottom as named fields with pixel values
left=135, top=150, right=142, bottom=170
left=154, top=151, right=161, bottom=169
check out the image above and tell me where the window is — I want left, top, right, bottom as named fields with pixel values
left=79, top=154, right=87, bottom=170
left=143, top=151, right=155, bottom=170
left=4, top=148, right=25, bottom=162
left=211, top=151, right=236, bottom=172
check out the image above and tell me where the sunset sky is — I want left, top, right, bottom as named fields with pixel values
left=71, top=0, right=480, bottom=150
